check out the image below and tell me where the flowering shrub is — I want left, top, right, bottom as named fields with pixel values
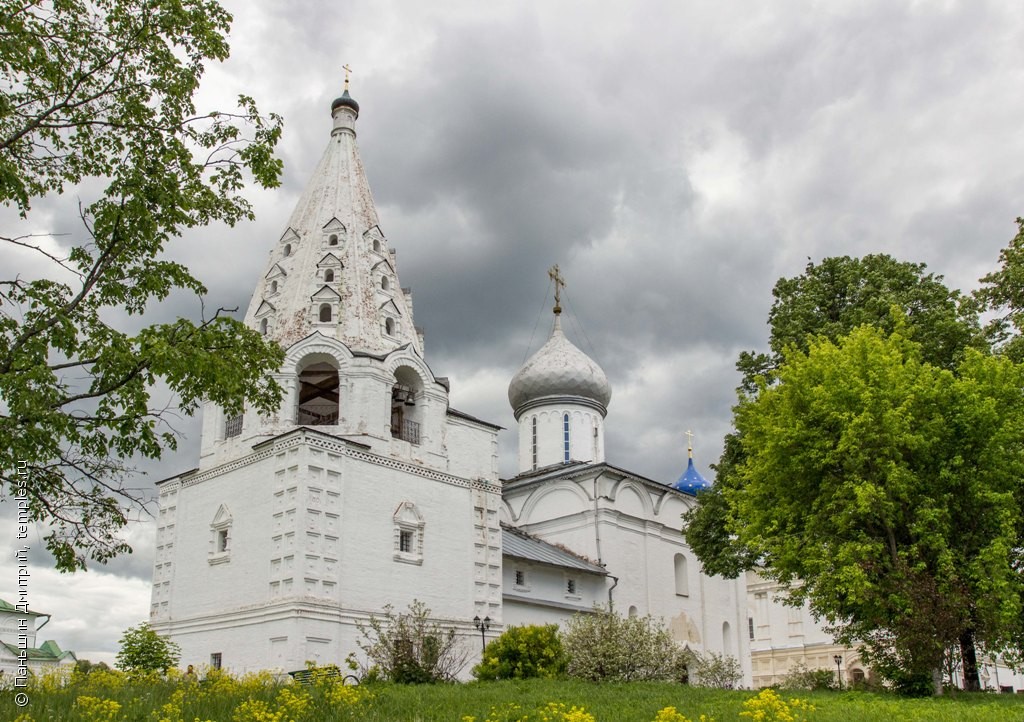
left=473, top=624, right=567, bottom=681
left=357, top=599, right=469, bottom=682
left=692, top=651, right=743, bottom=689
left=561, top=608, right=687, bottom=681
left=739, top=688, right=815, bottom=722
left=780, top=662, right=836, bottom=691
left=73, top=696, right=121, bottom=722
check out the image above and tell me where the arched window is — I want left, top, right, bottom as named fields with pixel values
left=328, top=234, right=338, bottom=246
left=385, top=317, right=395, bottom=335
left=319, top=304, right=332, bottom=322
left=283, top=244, right=291, bottom=257
left=270, top=280, right=278, bottom=294
left=373, top=239, right=381, bottom=252
left=297, top=360, right=339, bottom=425
left=722, top=621, right=733, bottom=656
left=391, top=366, right=424, bottom=445
left=324, top=269, right=335, bottom=282
left=674, top=553, right=689, bottom=596
left=563, top=413, right=570, bottom=464
left=259, top=318, right=268, bottom=336
left=381, top=276, right=389, bottom=291
left=628, top=605, right=638, bottom=618
left=531, top=416, right=538, bottom=470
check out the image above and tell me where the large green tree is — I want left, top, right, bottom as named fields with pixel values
left=684, top=254, right=997, bottom=691
left=730, top=326, right=1024, bottom=691
left=687, top=255, right=981, bottom=578
left=0, top=0, right=285, bottom=571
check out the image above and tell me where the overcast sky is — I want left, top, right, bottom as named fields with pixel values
left=4, top=0, right=1024, bottom=664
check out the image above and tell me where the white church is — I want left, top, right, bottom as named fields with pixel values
left=149, top=83, right=752, bottom=683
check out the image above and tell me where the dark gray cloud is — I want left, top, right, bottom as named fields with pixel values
left=4, top=0, right=1024, bottom=657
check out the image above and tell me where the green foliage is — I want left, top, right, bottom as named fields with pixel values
left=473, top=624, right=567, bottom=681
left=976, top=218, right=1024, bottom=362
left=560, top=608, right=687, bottom=682
left=725, top=326, right=1024, bottom=685
left=0, top=0, right=285, bottom=570
left=681, top=432, right=758, bottom=579
left=740, top=253, right=980, bottom=390
left=691, top=652, right=742, bottom=690
left=114, top=622, right=180, bottom=674
left=686, top=254, right=981, bottom=581
left=356, top=599, right=469, bottom=683
left=73, top=659, right=111, bottom=677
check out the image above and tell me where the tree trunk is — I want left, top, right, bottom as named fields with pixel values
left=960, top=629, right=981, bottom=691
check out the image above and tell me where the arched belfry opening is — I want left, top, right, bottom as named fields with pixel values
left=390, top=366, right=424, bottom=445
left=296, top=358, right=339, bottom=425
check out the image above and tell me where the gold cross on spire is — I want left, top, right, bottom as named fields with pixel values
left=548, top=264, right=565, bottom=315
left=686, top=430, right=694, bottom=459
left=343, top=64, right=352, bottom=90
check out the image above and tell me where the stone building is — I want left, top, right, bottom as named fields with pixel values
left=0, top=599, right=76, bottom=678
left=150, top=84, right=751, bottom=684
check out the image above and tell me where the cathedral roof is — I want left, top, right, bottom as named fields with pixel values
left=672, top=457, right=711, bottom=495
left=507, top=315, right=611, bottom=418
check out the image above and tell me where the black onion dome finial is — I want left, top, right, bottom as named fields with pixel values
left=332, top=64, right=359, bottom=117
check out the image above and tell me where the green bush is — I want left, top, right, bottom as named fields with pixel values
left=115, top=622, right=180, bottom=675
left=473, top=624, right=567, bottom=681
left=561, top=608, right=687, bottom=682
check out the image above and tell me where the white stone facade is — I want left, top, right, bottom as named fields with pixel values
left=501, top=464, right=752, bottom=685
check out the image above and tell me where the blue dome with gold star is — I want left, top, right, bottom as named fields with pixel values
left=673, top=457, right=711, bottom=495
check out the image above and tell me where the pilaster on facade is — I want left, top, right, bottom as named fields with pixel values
left=473, top=483, right=503, bottom=623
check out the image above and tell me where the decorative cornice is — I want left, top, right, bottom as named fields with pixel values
left=177, top=429, right=500, bottom=494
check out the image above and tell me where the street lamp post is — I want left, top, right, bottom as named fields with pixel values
left=473, top=615, right=491, bottom=654
left=833, top=654, right=843, bottom=690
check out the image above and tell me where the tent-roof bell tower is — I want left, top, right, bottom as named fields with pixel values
left=243, top=75, right=421, bottom=356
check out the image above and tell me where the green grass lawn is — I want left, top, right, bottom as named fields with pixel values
left=365, top=679, right=1024, bottom=722
left=5, top=674, right=1024, bottom=721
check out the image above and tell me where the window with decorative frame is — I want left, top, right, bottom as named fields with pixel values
left=209, top=504, right=232, bottom=565
left=393, top=501, right=424, bottom=565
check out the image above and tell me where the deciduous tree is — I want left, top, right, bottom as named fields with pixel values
left=0, top=0, right=285, bottom=571
left=726, top=326, right=1024, bottom=691
left=116, top=621, right=181, bottom=674
left=688, top=255, right=980, bottom=580
left=976, top=218, right=1024, bottom=362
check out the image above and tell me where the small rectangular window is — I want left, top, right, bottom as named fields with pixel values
left=210, top=652, right=222, bottom=670
left=515, top=570, right=525, bottom=586
left=218, top=529, right=229, bottom=552
left=224, top=414, right=243, bottom=438
left=399, top=530, right=413, bottom=553
left=748, top=617, right=755, bottom=641
left=563, top=414, right=570, bottom=464
left=566, top=578, right=577, bottom=595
